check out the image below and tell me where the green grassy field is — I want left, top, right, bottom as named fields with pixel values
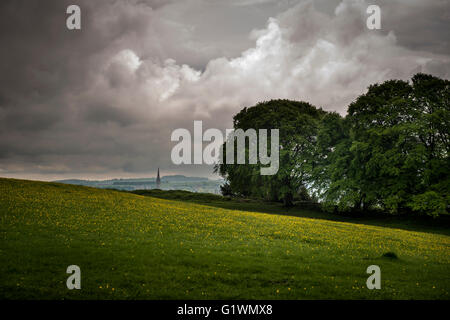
left=0, top=178, right=449, bottom=299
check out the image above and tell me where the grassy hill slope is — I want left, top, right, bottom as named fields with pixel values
left=0, top=178, right=449, bottom=299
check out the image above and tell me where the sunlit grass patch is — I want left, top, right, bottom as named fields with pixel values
left=0, top=178, right=449, bottom=299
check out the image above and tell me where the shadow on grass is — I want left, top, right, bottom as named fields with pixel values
left=130, top=189, right=450, bottom=237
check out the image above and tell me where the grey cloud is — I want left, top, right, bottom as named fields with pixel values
left=0, top=0, right=448, bottom=180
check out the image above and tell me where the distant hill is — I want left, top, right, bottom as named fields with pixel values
left=54, top=175, right=223, bottom=194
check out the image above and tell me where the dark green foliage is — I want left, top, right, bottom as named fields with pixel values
left=310, top=74, right=449, bottom=216
left=216, top=99, right=326, bottom=207
left=220, top=75, right=449, bottom=217
left=219, top=182, right=234, bottom=196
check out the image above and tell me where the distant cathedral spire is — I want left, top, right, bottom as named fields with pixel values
left=156, top=168, right=161, bottom=189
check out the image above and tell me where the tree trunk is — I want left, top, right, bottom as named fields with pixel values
left=283, top=192, right=294, bottom=207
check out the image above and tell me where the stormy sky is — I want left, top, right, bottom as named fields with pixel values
left=0, top=0, right=449, bottom=180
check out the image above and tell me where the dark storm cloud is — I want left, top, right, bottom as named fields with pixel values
left=382, top=0, right=450, bottom=55
left=0, top=0, right=448, bottom=180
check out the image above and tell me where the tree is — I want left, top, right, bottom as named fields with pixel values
left=310, top=74, right=449, bottom=216
left=407, top=74, right=449, bottom=216
left=216, top=99, right=325, bottom=207
left=217, top=74, right=448, bottom=217
left=305, top=112, right=356, bottom=212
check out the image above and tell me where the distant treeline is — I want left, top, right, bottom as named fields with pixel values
left=113, top=181, right=156, bottom=186
left=216, top=74, right=449, bottom=217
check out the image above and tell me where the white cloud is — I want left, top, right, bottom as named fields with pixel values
left=124, top=0, right=448, bottom=119
left=64, top=0, right=450, bottom=177
left=1, top=0, right=449, bottom=178
left=113, top=49, right=142, bottom=71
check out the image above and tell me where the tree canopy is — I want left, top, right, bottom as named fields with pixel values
left=216, top=99, right=325, bottom=207
left=217, top=74, right=449, bottom=217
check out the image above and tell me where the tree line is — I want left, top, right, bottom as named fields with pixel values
left=215, top=74, right=449, bottom=217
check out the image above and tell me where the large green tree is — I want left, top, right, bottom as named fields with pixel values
left=308, top=74, right=449, bottom=216
left=216, top=99, right=325, bottom=206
